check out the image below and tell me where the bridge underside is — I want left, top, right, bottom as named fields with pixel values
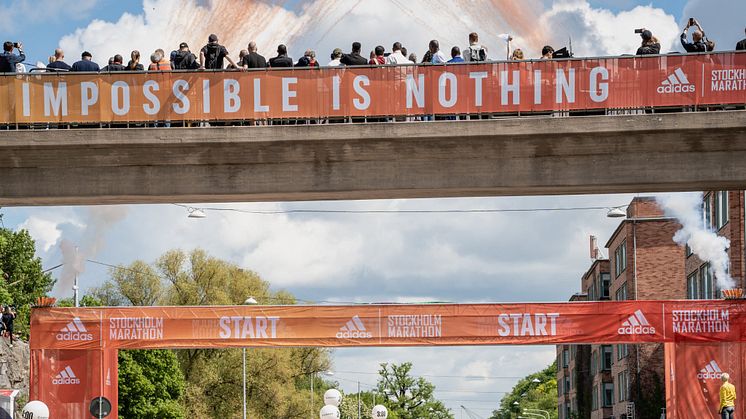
left=2, top=111, right=746, bottom=206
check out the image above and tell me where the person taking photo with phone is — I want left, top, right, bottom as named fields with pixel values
left=681, top=18, right=713, bottom=53
left=0, top=41, right=25, bottom=73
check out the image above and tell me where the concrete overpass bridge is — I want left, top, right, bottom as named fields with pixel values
left=2, top=110, right=746, bottom=206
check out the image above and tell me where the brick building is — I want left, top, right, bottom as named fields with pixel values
left=558, top=197, right=689, bottom=419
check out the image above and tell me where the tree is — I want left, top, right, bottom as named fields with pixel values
left=0, top=226, right=55, bottom=338
left=491, top=362, right=558, bottom=419
left=376, top=362, right=453, bottom=419
left=118, top=349, right=185, bottom=419
left=96, top=248, right=332, bottom=418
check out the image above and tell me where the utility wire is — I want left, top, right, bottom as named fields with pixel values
left=173, top=203, right=626, bottom=216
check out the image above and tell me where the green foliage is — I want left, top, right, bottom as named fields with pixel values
left=491, top=362, right=558, bottom=419
left=97, top=248, right=331, bottom=418
left=0, top=227, right=55, bottom=339
left=57, top=294, right=104, bottom=307
left=375, top=362, right=453, bottom=419
left=118, top=349, right=185, bottom=419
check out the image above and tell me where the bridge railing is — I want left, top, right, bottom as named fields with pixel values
left=0, top=51, right=744, bottom=127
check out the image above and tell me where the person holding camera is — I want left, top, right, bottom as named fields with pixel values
left=635, top=29, right=661, bottom=55
left=736, top=27, right=746, bottom=51
left=681, top=18, right=712, bottom=53
left=0, top=41, right=25, bottom=73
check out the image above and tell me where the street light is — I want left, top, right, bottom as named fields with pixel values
left=531, top=378, right=541, bottom=383
left=606, top=206, right=627, bottom=218
left=242, top=296, right=259, bottom=419
left=187, top=207, right=207, bottom=218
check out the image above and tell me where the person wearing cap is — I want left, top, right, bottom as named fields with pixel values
left=636, top=29, right=661, bottom=55
left=719, top=372, right=736, bottom=419
left=241, top=41, right=267, bottom=69
left=540, top=45, right=555, bottom=59
left=327, top=48, right=343, bottom=66
left=172, top=42, right=198, bottom=70
left=200, top=34, right=236, bottom=70
left=72, top=51, right=100, bottom=72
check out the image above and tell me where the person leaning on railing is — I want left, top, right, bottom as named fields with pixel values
left=680, top=18, right=712, bottom=53
left=46, top=48, right=71, bottom=72
left=636, top=29, right=661, bottom=55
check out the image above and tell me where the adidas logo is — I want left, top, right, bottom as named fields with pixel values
left=336, top=315, right=372, bottom=339
left=618, top=310, right=656, bottom=335
left=657, top=68, right=695, bottom=94
left=56, top=317, right=93, bottom=341
left=52, top=366, right=80, bottom=385
left=698, top=360, right=723, bottom=380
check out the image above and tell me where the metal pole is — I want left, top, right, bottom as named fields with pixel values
left=357, top=381, right=361, bottom=419
left=73, top=246, right=79, bottom=307
left=242, top=347, right=247, bottom=419
left=311, top=371, right=314, bottom=413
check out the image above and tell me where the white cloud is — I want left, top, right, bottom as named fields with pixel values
left=681, top=0, right=746, bottom=51
left=4, top=0, right=98, bottom=33
left=539, top=1, right=680, bottom=56
left=17, top=213, right=84, bottom=253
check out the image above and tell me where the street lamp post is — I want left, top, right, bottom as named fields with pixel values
left=524, top=408, right=550, bottom=419
left=242, top=296, right=258, bottom=419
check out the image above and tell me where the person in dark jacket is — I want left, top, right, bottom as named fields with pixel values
left=269, top=44, right=293, bottom=68
left=0, top=41, right=25, bottom=73
left=72, top=51, right=100, bottom=72
left=636, top=30, right=661, bottom=55
left=340, top=42, right=367, bottom=66
left=172, top=42, right=199, bottom=70
left=2, top=306, right=15, bottom=348
left=101, top=54, right=126, bottom=71
left=736, top=28, right=746, bottom=51
left=241, top=41, right=267, bottom=69
left=680, top=18, right=710, bottom=53
left=199, top=34, right=236, bottom=70
left=126, top=50, right=144, bottom=71
left=46, top=48, right=72, bottom=71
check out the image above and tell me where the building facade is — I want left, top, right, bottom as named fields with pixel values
left=558, top=197, right=691, bottom=419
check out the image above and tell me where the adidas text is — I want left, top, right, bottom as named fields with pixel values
left=336, top=330, right=373, bottom=339
left=657, top=84, right=695, bottom=94
left=52, top=376, right=80, bottom=385
left=617, top=325, right=656, bottom=335
left=56, top=331, right=94, bottom=341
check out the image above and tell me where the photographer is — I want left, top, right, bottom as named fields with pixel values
left=680, top=18, right=712, bottom=53
left=0, top=41, right=25, bottom=73
left=635, top=29, right=661, bottom=55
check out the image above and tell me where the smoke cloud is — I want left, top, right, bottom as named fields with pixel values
left=656, top=193, right=734, bottom=290
left=55, top=206, right=128, bottom=296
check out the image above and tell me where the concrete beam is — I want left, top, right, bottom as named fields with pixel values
left=2, top=111, right=746, bottom=206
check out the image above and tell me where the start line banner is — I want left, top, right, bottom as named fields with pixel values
left=1, top=52, right=745, bottom=123
left=30, top=300, right=746, bottom=350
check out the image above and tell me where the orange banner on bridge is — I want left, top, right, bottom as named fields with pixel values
left=29, top=300, right=744, bottom=350
left=3, top=52, right=746, bottom=124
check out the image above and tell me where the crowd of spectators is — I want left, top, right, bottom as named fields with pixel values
left=0, top=23, right=745, bottom=74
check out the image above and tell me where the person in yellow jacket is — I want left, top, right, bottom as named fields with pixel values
left=720, top=372, right=736, bottom=419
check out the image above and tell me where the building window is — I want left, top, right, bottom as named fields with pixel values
left=699, top=263, right=713, bottom=299
left=685, top=243, right=693, bottom=258
left=615, top=282, right=627, bottom=301
left=616, top=344, right=628, bottom=360
left=614, top=241, right=627, bottom=278
left=570, top=345, right=576, bottom=360
left=617, top=371, right=629, bottom=402
left=600, top=273, right=611, bottom=299
left=703, top=193, right=713, bottom=230
left=603, top=382, right=614, bottom=407
left=592, top=384, right=599, bottom=411
left=565, top=376, right=571, bottom=393
left=590, top=351, right=597, bottom=376
left=563, top=349, right=569, bottom=368
left=714, top=191, right=729, bottom=230
left=687, top=272, right=698, bottom=300
left=602, top=345, right=613, bottom=370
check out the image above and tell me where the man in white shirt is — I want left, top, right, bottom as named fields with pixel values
left=463, top=32, right=488, bottom=62
left=429, top=40, right=448, bottom=64
left=327, top=48, right=343, bottom=66
left=386, top=42, right=410, bottom=65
